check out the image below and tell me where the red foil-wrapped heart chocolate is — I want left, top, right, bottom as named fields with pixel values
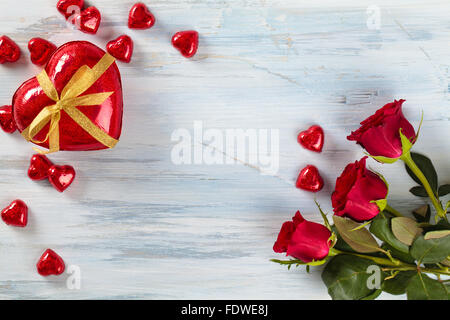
left=48, top=165, right=76, bottom=192
left=172, top=31, right=199, bottom=58
left=57, top=0, right=84, bottom=19
left=12, top=41, right=123, bottom=152
left=28, top=38, right=57, bottom=66
left=297, top=125, right=324, bottom=153
left=1, top=199, right=28, bottom=227
left=75, top=6, right=101, bottom=34
left=0, top=105, right=17, bottom=133
left=0, top=35, right=21, bottom=64
left=37, top=249, right=65, bottom=276
left=296, top=165, right=324, bottom=192
left=128, top=3, right=155, bottom=29
left=28, top=154, right=54, bottom=181
left=107, top=35, right=134, bottom=63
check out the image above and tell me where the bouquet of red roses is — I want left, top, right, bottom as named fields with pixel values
left=272, top=100, right=450, bottom=300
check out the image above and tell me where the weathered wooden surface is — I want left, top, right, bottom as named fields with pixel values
left=0, top=0, right=448, bottom=299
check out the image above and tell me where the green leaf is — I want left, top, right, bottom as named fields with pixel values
left=410, top=234, right=450, bottom=264
left=438, top=184, right=450, bottom=197
left=333, top=216, right=381, bottom=253
left=391, top=217, right=423, bottom=246
left=406, top=273, right=448, bottom=300
left=404, top=152, right=438, bottom=193
left=370, top=215, right=409, bottom=254
left=441, top=258, right=450, bottom=267
left=409, top=186, right=428, bottom=197
left=322, top=255, right=382, bottom=300
left=412, top=205, right=431, bottom=223
left=331, top=226, right=357, bottom=253
left=361, top=289, right=382, bottom=300
left=424, top=230, right=450, bottom=240
left=382, top=271, right=416, bottom=295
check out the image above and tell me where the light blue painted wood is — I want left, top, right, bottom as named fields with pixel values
left=0, top=0, right=448, bottom=299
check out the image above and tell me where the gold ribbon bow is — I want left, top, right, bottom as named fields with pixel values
left=21, top=53, right=119, bottom=154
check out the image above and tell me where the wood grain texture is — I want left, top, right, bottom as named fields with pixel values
left=0, top=0, right=448, bottom=299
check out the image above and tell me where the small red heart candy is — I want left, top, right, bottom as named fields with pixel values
left=37, top=249, right=65, bottom=276
left=0, top=35, right=20, bottom=64
left=28, top=154, right=54, bottom=181
left=128, top=2, right=155, bottom=29
left=297, top=125, right=324, bottom=153
left=75, top=6, right=101, bottom=34
left=1, top=199, right=28, bottom=227
left=0, top=105, right=17, bottom=133
left=107, top=35, right=134, bottom=63
left=57, top=0, right=84, bottom=19
left=28, top=38, right=57, bottom=66
left=48, top=165, right=76, bottom=192
left=172, top=31, right=199, bottom=58
left=296, top=165, right=324, bottom=192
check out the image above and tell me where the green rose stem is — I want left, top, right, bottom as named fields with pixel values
left=329, top=248, right=403, bottom=267
left=328, top=248, right=450, bottom=276
left=400, top=151, right=446, bottom=219
left=384, top=204, right=403, bottom=217
left=381, top=266, right=450, bottom=277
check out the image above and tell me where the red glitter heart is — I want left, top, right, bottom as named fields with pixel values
left=296, top=165, right=324, bottom=192
left=128, top=2, right=155, bottom=29
left=0, top=35, right=20, bottom=64
left=172, top=31, right=199, bottom=58
left=48, top=165, right=76, bottom=192
left=1, top=200, right=28, bottom=227
left=0, top=105, right=17, bottom=133
left=36, top=249, right=65, bottom=276
left=297, top=125, right=324, bottom=153
left=75, top=6, right=101, bottom=34
left=28, top=154, right=54, bottom=181
left=107, top=35, right=134, bottom=63
left=56, top=0, right=84, bottom=19
left=28, top=38, right=57, bottom=66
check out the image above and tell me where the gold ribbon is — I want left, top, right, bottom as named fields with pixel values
left=21, top=53, right=119, bottom=154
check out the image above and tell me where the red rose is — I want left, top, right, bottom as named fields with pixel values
left=347, top=100, right=416, bottom=159
left=273, top=211, right=331, bottom=262
left=332, top=157, right=388, bottom=222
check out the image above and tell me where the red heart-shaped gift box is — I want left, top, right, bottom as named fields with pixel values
left=12, top=41, right=123, bottom=152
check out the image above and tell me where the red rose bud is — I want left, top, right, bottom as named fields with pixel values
left=332, top=157, right=388, bottom=222
left=273, top=211, right=331, bottom=263
left=347, top=100, right=416, bottom=159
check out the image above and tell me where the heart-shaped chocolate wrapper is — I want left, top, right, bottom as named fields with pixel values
left=13, top=41, right=123, bottom=152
